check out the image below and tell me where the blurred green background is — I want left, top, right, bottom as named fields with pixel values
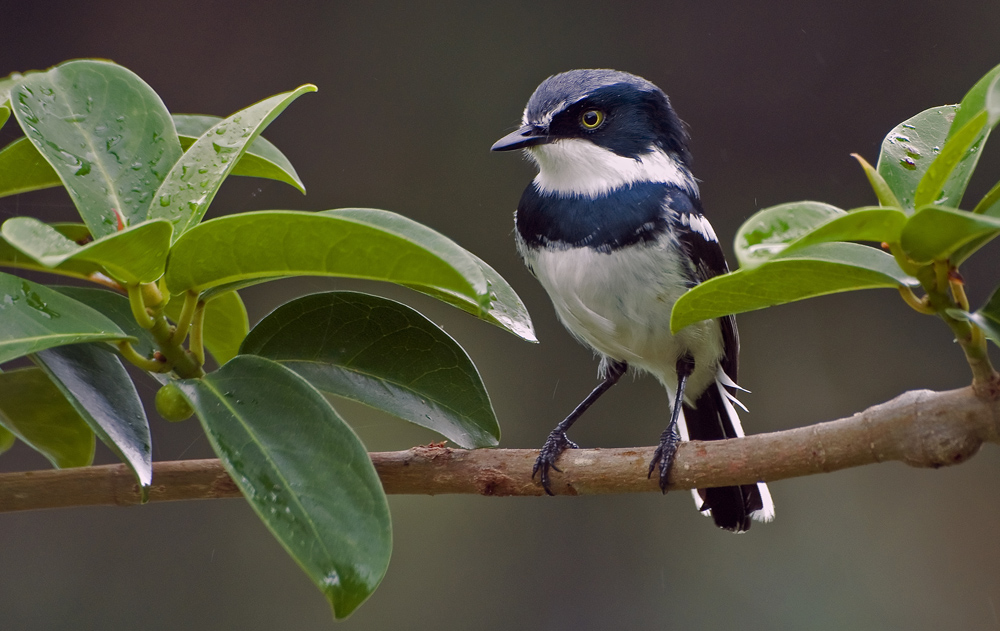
left=2, top=1, right=1000, bottom=629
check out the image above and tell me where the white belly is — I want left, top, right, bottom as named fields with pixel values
left=521, top=239, right=723, bottom=400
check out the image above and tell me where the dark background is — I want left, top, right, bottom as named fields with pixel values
left=2, top=1, right=1000, bottom=629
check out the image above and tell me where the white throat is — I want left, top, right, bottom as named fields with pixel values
left=527, top=139, right=696, bottom=199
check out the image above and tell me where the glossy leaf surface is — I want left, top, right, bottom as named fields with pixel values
left=176, top=355, right=391, bottom=619
left=900, top=205, right=1000, bottom=264
left=33, top=343, right=152, bottom=489
left=0, top=367, right=95, bottom=468
left=913, top=110, right=988, bottom=208
left=173, top=114, right=305, bottom=193
left=164, top=208, right=533, bottom=340
left=671, top=243, right=916, bottom=332
left=734, top=201, right=844, bottom=268
left=0, top=271, right=130, bottom=364
left=241, top=291, right=499, bottom=448
left=780, top=207, right=907, bottom=255
left=0, top=223, right=101, bottom=279
left=877, top=105, right=955, bottom=211
left=2, top=216, right=171, bottom=284
left=148, top=85, right=316, bottom=239
left=53, top=286, right=157, bottom=359
left=0, top=137, right=62, bottom=198
left=10, top=60, right=182, bottom=236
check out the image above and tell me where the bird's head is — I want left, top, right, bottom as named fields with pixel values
left=492, top=69, right=694, bottom=198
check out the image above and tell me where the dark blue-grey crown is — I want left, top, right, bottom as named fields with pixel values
left=525, top=69, right=658, bottom=121
left=524, top=69, right=691, bottom=164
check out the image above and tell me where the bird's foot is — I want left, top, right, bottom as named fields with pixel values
left=532, top=429, right=579, bottom=496
left=647, top=426, right=680, bottom=493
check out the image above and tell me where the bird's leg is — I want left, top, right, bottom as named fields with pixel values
left=648, top=354, right=695, bottom=492
left=534, top=360, right=628, bottom=495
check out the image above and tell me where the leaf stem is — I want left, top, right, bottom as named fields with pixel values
left=170, top=291, right=199, bottom=346
left=897, top=285, right=936, bottom=314
left=116, top=340, right=169, bottom=373
left=127, top=284, right=156, bottom=329
left=189, top=300, right=207, bottom=367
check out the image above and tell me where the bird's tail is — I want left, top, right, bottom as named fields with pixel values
left=677, top=370, right=774, bottom=532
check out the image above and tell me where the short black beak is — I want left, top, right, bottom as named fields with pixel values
left=491, top=124, right=550, bottom=151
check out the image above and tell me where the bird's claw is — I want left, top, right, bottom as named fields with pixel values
left=647, top=427, right=680, bottom=493
left=532, top=430, right=578, bottom=495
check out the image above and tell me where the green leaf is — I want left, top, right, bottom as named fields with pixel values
left=671, top=242, right=916, bottom=332
left=175, top=355, right=391, bottom=619
left=949, top=63, right=1000, bottom=137
left=0, top=425, right=15, bottom=455
left=781, top=207, right=908, bottom=256
left=0, top=103, right=9, bottom=132
left=0, top=112, right=308, bottom=201
left=734, top=201, right=844, bottom=268
left=967, top=283, right=1000, bottom=348
left=0, top=223, right=104, bottom=280
left=0, top=270, right=131, bottom=364
left=852, top=153, right=902, bottom=208
left=241, top=291, right=500, bottom=448
left=33, top=343, right=152, bottom=489
left=164, top=208, right=534, bottom=340
left=899, top=205, right=1000, bottom=264
left=9, top=60, right=183, bottom=237
left=0, top=367, right=95, bottom=468
left=163, top=290, right=249, bottom=365
left=2, top=216, right=172, bottom=284
left=53, top=286, right=157, bottom=360
left=913, top=110, right=989, bottom=208
left=0, top=137, right=61, bottom=198
left=909, top=66, right=1000, bottom=210
left=877, top=105, right=956, bottom=211
left=173, top=114, right=306, bottom=194
left=972, top=179, right=1000, bottom=216
left=148, top=85, right=316, bottom=239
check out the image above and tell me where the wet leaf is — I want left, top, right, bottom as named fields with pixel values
left=53, top=286, right=157, bottom=360
left=173, top=114, right=305, bottom=194
left=0, top=270, right=131, bottom=364
left=148, top=85, right=316, bottom=239
left=176, top=355, right=391, bottom=619
left=734, top=201, right=844, bottom=268
left=2, top=216, right=172, bottom=284
left=0, top=367, right=95, bottom=468
left=9, top=60, right=183, bottom=237
left=671, top=242, right=916, bottom=332
left=877, top=105, right=956, bottom=211
left=241, top=291, right=500, bottom=448
left=33, top=343, right=152, bottom=490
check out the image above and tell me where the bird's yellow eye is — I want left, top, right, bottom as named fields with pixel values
left=580, top=109, right=605, bottom=129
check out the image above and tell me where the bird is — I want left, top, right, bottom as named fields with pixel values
left=491, top=69, right=774, bottom=532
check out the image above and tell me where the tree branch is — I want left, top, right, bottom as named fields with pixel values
left=1, top=386, right=998, bottom=513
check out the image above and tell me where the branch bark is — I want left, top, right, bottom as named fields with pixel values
left=1, top=386, right=998, bottom=513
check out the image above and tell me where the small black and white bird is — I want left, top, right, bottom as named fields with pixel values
left=492, top=69, right=773, bottom=532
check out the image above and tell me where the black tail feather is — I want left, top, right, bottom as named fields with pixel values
left=683, top=381, right=764, bottom=532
